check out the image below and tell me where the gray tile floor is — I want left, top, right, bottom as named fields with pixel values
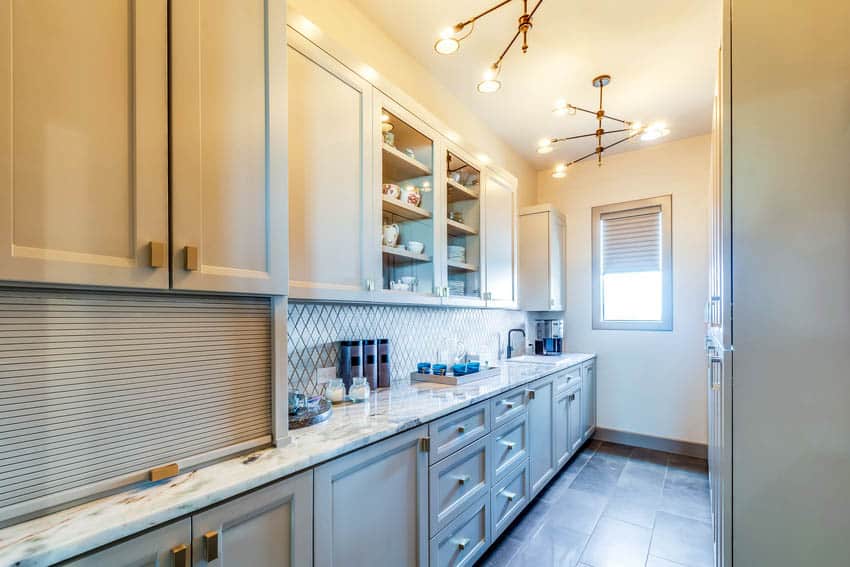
left=477, top=442, right=713, bottom=567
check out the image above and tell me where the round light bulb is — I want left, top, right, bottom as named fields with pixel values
left=434, top=37, right=460, bottom=55
left=537, top=138, right=554, bottom=154
left=477, top=79, right=501, bottom=93
left=552, top=163, right=568, bottom=178
left=537, top=146, right=554, bottom=154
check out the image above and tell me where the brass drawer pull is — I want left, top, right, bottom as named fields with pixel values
left=501, top=400, right=515, bottom=409
left=457, top=425, right=466, bottom=434
left=149, top=241, right=166, bottom=268
left=171, top=544, right=188, bottom=567
left=526, top=389, right=535, bottom=400
left=454, top=537, right=471, bottom=551
left=185, top=246, right=199, bottom=271
left=499, top=440, right=516, bottom=450
left=501, top=490, right=517, bottom=502
left=202, top=530, right=219, bottom=562
left=420, top=437, right=431, bottom=452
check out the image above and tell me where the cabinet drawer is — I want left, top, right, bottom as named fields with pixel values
left=491, top=387, right=528, bottom=428
left=429, top=494, right=490, bottom=567
left=429, top=435, right=491, bottom=537
left=491, top=413, right=529, bottom=481
left=429, top=401, right=490, bottom=464
left=491, top=460, right=530, bottom=538
left=554, top=366, right=582, bottom=394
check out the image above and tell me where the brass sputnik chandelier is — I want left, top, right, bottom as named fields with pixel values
left=538, top=75, right=670, bottom=177
left=433, top=0, right=544, bottom=93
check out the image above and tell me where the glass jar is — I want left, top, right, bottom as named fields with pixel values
left=326, top=378, right=346, bottom=404
left=349, top=377, right=370, bottom=403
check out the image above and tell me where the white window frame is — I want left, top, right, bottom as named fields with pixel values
left=592, top=195, right=673, bottom=331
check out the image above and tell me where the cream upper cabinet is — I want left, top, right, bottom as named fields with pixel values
left=482, top=169, right=519, bottom=308
left=287, top=30, right=374, bottom=301
left=0, top=0, right=169, bottom=289
left=171, top=0, right=287, bottom=294
left=519, top=204, right=565, bottom=311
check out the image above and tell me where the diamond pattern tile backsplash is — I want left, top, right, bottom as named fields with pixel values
left=287, top=302, right=526, bottom=396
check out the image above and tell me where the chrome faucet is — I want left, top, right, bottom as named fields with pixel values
left=506, top=328, right=526, bottom=359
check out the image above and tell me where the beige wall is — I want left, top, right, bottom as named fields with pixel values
left=287, top=0, right=538, bottom=207
left=537, top=135, right=711, bottom=444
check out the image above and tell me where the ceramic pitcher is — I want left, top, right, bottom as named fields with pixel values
left=382, top=224, right=400, bottom=246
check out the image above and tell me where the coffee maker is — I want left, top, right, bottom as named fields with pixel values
left=534, top=319, right=564, bottom=356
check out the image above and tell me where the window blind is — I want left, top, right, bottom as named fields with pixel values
left=600, top=205, right=663, bottom=274
left=0, top=288, right=272, bottom=524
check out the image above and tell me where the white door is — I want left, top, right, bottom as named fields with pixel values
left=518, top=211, right=550, bottom=310
left=550, top=213, right=566, bottom=310
left=287, top=30, right=374, bottom=301
left=170, top=0, right=287, bottom=294
left=0, top=0, right=169, bottom=289
left=483, top=169, right=518, bottom=308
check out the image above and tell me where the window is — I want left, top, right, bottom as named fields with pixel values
left=592, top=195, right=672, bottom=331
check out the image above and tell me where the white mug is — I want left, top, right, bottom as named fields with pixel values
left=382, top=224, right=400, bottom=246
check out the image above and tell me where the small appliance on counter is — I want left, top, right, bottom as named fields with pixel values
left=534, top=318, right=564, bottom=356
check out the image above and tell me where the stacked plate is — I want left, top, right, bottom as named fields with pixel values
left=447, top=245, right=466, bottom=263
left=448, top=280, right=466, bottom=296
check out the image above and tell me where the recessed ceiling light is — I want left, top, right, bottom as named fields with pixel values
left=552, top=163, right=568, bottom=178
left=477, top=79, right=501, bottom=93
left=434, top=36, right=460, bottom=55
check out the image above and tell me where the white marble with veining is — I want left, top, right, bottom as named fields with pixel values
left=0, top=354, right=594, bottom=567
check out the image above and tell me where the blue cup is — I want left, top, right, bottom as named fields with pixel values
left=417, top=362, right=432, bottom=374
left=467, top=361, right=480, bottom=373
left=452, top=363, right=467, bottom=376
left=432, top=364, right=447, bottom=376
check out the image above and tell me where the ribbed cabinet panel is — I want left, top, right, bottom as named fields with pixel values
left=0, top=288, right=272, bottom=523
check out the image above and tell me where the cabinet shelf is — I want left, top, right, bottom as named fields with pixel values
left=446, top=179, right=480, bottom=202
left=382, top=143, right=431, bottom=181
left=382, top=196, right=432, bottom=221
left=382, top=245, right=431, bottom=263
left=447, top=260, right=479, bottom=272
left=446, top=218, right=478, bottom=236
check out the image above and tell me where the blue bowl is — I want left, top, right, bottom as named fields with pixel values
left=432, top=364, right=447, bottom=376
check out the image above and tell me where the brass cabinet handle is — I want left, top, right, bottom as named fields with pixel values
left=171, top=544, right=189, bottom=567
left=499, top=439, right=516, bottom=450
left=202, top=530, right=219, bottom=562
left=419, top=437, right=431, bottom=452
left=149, top=241, right=166, bottom=268
left=452, top=474, right=471, bottom=485
left=501, top=400, right=515, bottom=409
left=185, top=246, right=199, bottom=271
left=526, top=389, right=535, bottom=400
left=454, top=537, right=471, bottom=551
left=457, top=425, right=466, bottom=434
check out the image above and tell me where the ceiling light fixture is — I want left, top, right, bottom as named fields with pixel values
left=542, top=74, right=670, bottom=173
left=435, top=0, right=544, bottom=94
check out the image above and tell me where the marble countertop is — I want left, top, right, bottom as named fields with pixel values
left=0, top=353, right=594, bottom=567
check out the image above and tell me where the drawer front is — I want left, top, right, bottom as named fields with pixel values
left=491, top=460, right=530, bottom=537
left=429, top=435, right=491, bottom=536
left=491, top=387, right=528, bottom=428
left=429, top=401, right=490, bottom=464
left=554, top=366, right=582, bottom=394
left=491, top=413, right=529, bottom=481
left=430, top=494, right=490, bottom=567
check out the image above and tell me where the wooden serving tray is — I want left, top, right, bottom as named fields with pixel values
left=411, top=365, right=500, bottom=385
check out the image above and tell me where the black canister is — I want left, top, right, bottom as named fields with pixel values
left=362, top=339, right=378, bottom=390
left=377, top=339, right=391, bottom=388
left=338, top=340, right=363, bottom=392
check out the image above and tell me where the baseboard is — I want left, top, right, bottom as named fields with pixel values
left=593, top=427, right=707, bottom=459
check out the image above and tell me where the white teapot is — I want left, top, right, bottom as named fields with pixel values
left=382, top=223, right=400, bottom=246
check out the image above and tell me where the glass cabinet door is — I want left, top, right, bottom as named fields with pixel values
left=444, top=149, right=482, bottom=303
left=378, top=102, right=438, bottom=299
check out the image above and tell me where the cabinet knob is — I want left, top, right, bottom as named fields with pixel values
left=171, top=544, right=189, bottom=567
left=457, top=425, right=466, bottom=434
left=501, top=490, right=517, bottom=502
left=453, top=474, right=471, bottom=485
left=202, top=530, right=219, bottom=562
left=454, top=537, right=471, bottom=551
left=501, top=400, right=515, bottom=409
left=185, top=246, right=199, bottom=271
left=149, top=241, right=166, bottom=268
left=526, top=389, right=536, bottom=400
left=499, top=439, right=516, bottom=450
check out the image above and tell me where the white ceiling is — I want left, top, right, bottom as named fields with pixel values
left=350, top=0, right=721, bottom=169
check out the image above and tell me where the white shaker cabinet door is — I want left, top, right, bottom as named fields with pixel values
left=287, top=30, right=375, bottom=301
left=482, top=169, right=518, bottom=308
left=314, top=425, right=429, bottom=567
left=0, top=0, right=169, bottom=288
left=170, top=0, right=287, bottom=294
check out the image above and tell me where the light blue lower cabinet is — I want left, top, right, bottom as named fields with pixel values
left=491, top=412, right=529, bottom=482
left=429, top=434, right=492, bottom=537
left=428, top=494, right=491, bottom=567
left=491, top=459, right=531, bottom=539
left=314, top=426, right=429, bottom=567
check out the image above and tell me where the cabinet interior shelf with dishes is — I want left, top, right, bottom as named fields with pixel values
left=287, top=24, right=518, bottom=308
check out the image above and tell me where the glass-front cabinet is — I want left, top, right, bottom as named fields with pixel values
left=442, top=146, right=484, bottom=306
left=376, top=96, right=442, bottom=303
